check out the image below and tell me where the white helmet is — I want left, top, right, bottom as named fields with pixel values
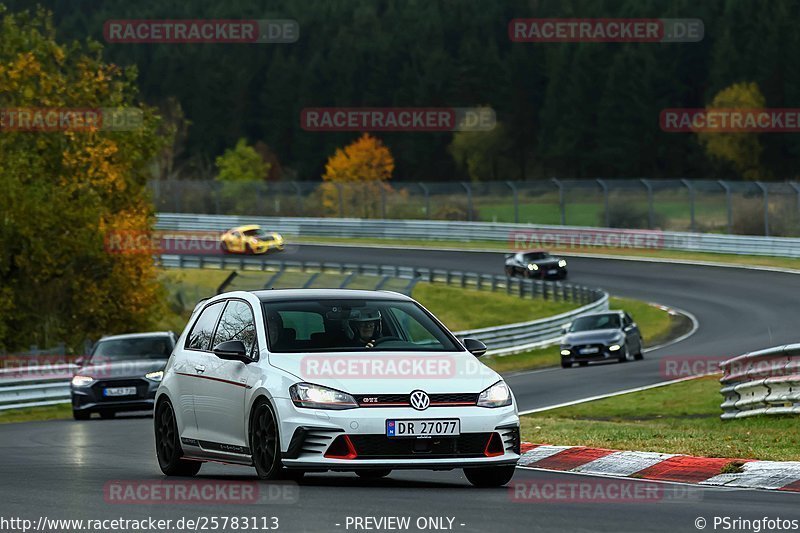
left=346, top=308, right=382, bottom=339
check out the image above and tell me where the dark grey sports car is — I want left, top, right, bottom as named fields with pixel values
left=560, top=311, right=643, bottom=368
left=70, top=331, right=176, bottom=420
left=505, top=250, right=567, bottom=279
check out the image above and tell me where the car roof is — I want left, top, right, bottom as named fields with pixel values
left=232, top=224, right=260, bottom=232
left=579, top=311, right=624, bottom=318
left=250, top=288, right=414, bottom=302
left=519, top=249, right=548, bottom=254
left=97, top=331, right=175, bottom=342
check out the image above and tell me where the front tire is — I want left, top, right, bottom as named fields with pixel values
left=73, top=409, right=90, bottom=420
left=464, top=465, right=516, bottom=487
left=617, top=344, right=633, bottom=363
left=561, top=361, right=572, bottom=369
left=155, top=400, right=201, bottom=477
left=250, top=399, right=282, bottom=480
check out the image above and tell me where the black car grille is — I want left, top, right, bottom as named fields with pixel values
left=570, top=344, right=607, bottom=359
left=498, top=425, right=520, bottom=454
left=91, top=378, right=149, bottom=401
left=353, top=393, right=478, bottom=407
left=347, top=433, right=492, bottom=459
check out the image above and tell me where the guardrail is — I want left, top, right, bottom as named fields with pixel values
left=719, top=344, right=800, bottom=419
left=156, top=214, right=800, bottom=258
left=0, top=364, right=75, bottom=411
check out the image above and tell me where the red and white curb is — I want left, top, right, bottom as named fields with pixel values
left=518, top=443, right=800, bottom=492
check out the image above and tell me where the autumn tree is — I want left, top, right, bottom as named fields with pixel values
left=319, top=134, right=395, bottom=218
left=697, top=82, right=766, bottom=180
left=0, top=6, right=166, bottom=351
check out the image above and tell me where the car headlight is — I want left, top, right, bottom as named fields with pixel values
left=71, top=375, right=94, bottom=387
left=560, top=349, right=571, bottom=356
left=558, top=259, right=567, bottom=267
left=289, top=383, right=358, bottom=410
left=477, top=381, right=512, bottom=408
left=528, top=264, right=539, bottom=270
left=145, top=370, right=164, bottom=382
left=608, top=344, right=621, bottom=352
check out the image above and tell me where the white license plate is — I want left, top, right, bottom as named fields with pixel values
left=548, top=269, right=557, bottom=275
left=579, top=347, right=600, bottom=355
left=103, top=387, right=137, bottom=397
left=386, top=419, right=460, bottom=437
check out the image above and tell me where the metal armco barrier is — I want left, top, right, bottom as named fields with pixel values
left=156, top=214, right=800, bottom=258
left=719, top=344, right=800, bottom=419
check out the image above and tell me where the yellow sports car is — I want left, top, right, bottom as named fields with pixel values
left=220, top=225, right=285, bottom=254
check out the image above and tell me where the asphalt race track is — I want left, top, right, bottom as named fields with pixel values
left=2, top=245, right=799, bottom=532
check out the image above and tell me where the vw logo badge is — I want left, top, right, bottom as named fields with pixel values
left=410, top=390, right=430, bottom=411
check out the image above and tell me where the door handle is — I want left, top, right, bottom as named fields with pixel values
left=194, top=365, right=205, bottom=373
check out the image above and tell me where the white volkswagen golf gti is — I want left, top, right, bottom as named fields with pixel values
left=154, top=289, right=520, bottom=487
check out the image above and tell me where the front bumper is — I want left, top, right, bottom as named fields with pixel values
left=251, top=241, right=284, bottom=254
left=71, top=377, right=158, bottom=413
left=275, top=399, right=519, bottom=471
left=560, top=344, right=620, bottom=363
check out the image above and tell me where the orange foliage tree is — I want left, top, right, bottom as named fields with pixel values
left=319, top=134, right=395, bottom=218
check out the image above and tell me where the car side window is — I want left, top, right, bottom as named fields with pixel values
left=623, top=314, right=632, bottom=327
left=213, top=300, right=258, bottom=359
left=186, top=301, right=225, bottom=351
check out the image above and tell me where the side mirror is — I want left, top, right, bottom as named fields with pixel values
left=75, top=356, right=86, bottom=367
left=463, top=338, right=487, bottom=358
left=561, top=324, right=571, bottom=334
left=212, top=340, right=250, bottom=363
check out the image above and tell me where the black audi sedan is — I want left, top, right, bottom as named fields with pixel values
left=505, top=250, right=568, bottom=279
left=559, top=311, right=643, bottom=368
left=70, top=331, right=176, bottom=420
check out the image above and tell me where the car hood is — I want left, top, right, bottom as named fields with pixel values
left=75, top=359, right=167, bottom=379
left=268, top=351, right=500, bottom=394
left=563, top=329, right=623, bottom=345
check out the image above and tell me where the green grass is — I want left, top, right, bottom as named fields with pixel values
left=482, top=296, right=676, bottom=374
left=292, top=235, right=800, bottom=270
left=0, top=403, right=71, bottom=424
left=412, top=283, right=577, bottom=331
left=520, top=375, right=800, bottom=461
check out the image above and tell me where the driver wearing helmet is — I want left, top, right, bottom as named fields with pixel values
left=345, top=307, right=382, bottom=348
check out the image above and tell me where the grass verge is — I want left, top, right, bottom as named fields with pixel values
left=482, top=296, right=679, bottom=374
left=520, top=375, right=800, bottom=461
left=0, top=403, right=71, bottom=424
left=293, top=235, right=800, bottom=271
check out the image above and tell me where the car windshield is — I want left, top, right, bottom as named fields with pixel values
left=569, top=314, right=621, bottom=332
left=263, top=299, right=462, bottom=353
left=522, top=252, right=548, bottom=261
left=243, top=228, right=270, bottom=238
left=91, top=337, right=172, bottom=361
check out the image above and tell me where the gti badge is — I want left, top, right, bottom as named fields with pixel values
left=410, top=390, right=430, bottom=411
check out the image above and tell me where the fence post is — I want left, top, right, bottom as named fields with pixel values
left=292, top=181, right=304, bottom=217
left=460, top=272, right=466, bottom=288
left=542, top=283, right=549, bottom=301
left=506, top=181, right=519, bottom=223
left=506, top=276, right=512, bottom=295
left=640, top=178, right=654, bottom=229
left=335, top=183, right=344, bottom=218
left=461, top=182, right=473, bottom=222
left=790, top=182, right=800, bottom=220
left=381, top=185, right=387, bottom=219
left=419, top=183, right=430, bottom=219
left=681, top=178, right=695, bottom=232
left=718, top=180, right=733, bottom=234
left=755, top=181, right=769, bottom=236
left=597, top=179, right=609, bottom=227
left=551, top=177, right=566, bottom=225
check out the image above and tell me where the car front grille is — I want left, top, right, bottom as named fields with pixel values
left=570, top=344, right=607, bottom=359
left=353, top=393, right=478, bottom=407
left=346, top=433, right=493, bottom=459
left=91, top=378, right=149, bottom=401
